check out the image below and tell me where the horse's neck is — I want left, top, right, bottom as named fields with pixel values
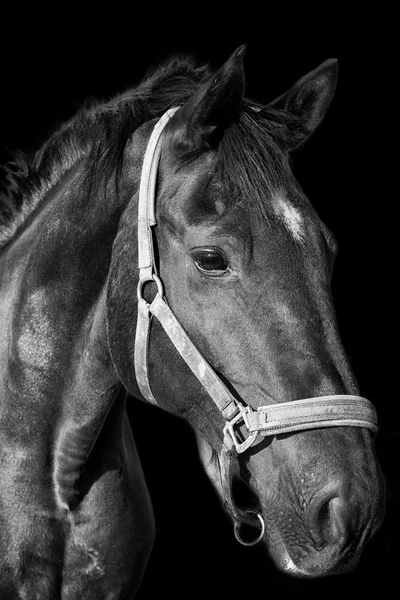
left=0, top=156, right=125, bottom=421
left=0, top=162, right=127, bottom=503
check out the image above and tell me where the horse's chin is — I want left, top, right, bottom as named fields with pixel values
left=265, top=528, right=361, bottom=579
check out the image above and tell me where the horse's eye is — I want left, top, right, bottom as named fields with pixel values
left=192, top=249, right=229, bottom=274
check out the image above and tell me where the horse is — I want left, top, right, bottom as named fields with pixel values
left=0, top=46, right=385, bottom=599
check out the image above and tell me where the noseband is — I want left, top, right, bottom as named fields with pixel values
left=134, top=108, right=378, bottom=546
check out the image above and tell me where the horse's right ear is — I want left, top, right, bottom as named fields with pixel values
left=168, top=45, right=246, bottom=152
left=268, top=59, right=338, bottom=150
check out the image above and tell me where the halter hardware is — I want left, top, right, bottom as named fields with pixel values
left=137, top=274, right=164, bottom=302
left=234, top=511, right=265, bottom=547
left=223, top=404, right=259, bottom=454
left=133, top=108, right=378, bottom=546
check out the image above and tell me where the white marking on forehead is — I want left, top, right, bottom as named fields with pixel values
left=214, top=199, right=225, bottom=217
left=272, top=191, right=304, bottom=242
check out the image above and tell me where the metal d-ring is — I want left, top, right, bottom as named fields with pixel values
left=234, top=511, right=265, bottom=547
left=137, top=274, right=164, bottom=302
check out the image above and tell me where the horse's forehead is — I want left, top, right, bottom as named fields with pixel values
left=206, top=180, right=312, bottom=247
left=169, top=151, right=318, bottom=251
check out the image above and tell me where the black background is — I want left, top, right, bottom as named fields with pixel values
left=1, top=11, right=397, bottom=599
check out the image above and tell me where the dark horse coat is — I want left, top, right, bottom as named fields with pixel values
left=0, top=48, right=384, bottom=599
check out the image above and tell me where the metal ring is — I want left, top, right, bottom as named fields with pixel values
left=137, top=274, right=164, bottom=301
left=234, top=511, right=265, bottom=547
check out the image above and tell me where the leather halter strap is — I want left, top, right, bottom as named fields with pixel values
left=134, top=108, right=378, bottom=535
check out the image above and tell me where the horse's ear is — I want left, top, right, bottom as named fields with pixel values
left=169, top=45, right=246, bottom=151
left=268, top=58, right=338, bottom=150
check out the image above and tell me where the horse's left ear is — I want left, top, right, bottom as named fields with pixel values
left=169, top=45, right=246, bottom=152
left=268, top=59, right=338, bottom=149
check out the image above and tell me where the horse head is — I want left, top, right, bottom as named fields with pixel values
left=107, top=46, right=384, bottom=578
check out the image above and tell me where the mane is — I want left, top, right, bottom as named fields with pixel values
left=0, top=55, right=302, bottom=249
left=0, top=56, right=210, bottom=248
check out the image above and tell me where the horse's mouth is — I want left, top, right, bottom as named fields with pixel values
left=266, top=528, right=362, bottom=578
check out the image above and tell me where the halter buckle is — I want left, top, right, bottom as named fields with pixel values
left=137, top=273, right=164, bottom=302
left=223, top=404, right=258, bottom=454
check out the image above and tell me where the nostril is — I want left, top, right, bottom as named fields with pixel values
left=308, top=496, right=334, bottom=549
left=317, top=499, right=333, bottom=531
left=307, top=491, right=353, bottom=549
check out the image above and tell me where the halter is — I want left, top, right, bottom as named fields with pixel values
left=134, top=108, right=378, bottom=546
